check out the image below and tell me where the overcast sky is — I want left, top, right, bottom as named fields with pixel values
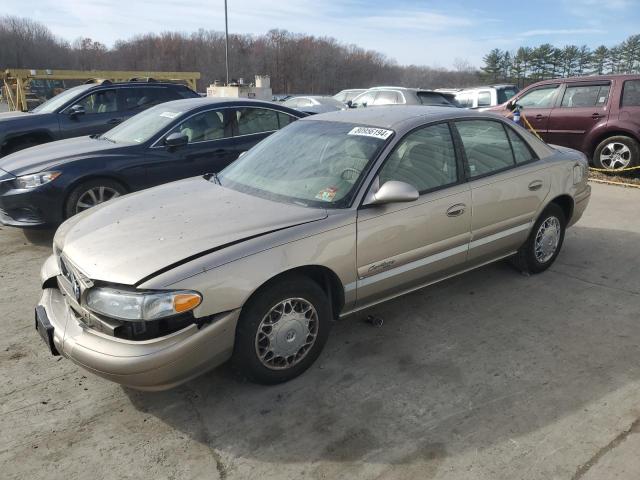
left=4, top=0, right=640, bottom=67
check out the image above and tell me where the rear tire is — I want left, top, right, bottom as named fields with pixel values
left=64, top=179, right=126, bottom=219
left=510, top=204, right=566, bottom=274
left=231, top=275, right=332, bottom=384
left=593, top=135, right=639, bottom=171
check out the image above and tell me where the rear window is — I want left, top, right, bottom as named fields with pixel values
left=622, top=80, right=640, bottom=107
left=418, top=92, right=453, bottom=106
left=561, top=84, right=610, bottom=108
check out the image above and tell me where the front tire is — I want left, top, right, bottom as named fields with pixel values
left=232, top=275, right=332, bottom=384
left=64, top=179, right=126, bottom=219
left=593, top=135, right=639, bottom=171
left=510, top=204, right=566, bottom=274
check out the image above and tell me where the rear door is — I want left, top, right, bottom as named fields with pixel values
left=620, top=79, right=640, bottom=132
left=143, top=108, right=235, bottom=187
left=355, top=122, right=471, bottom=307
left=57, top=88, right=121, bottom=138
left=228, top=107, right=299, bottom=158
left=513, top=84, right=561, bottom=140
left=454, top=119, right=550, bottom=264
left=547, top=82, right=611, bottom=150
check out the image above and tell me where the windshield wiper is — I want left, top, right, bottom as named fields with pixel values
left=203, top=172, right=221, bottom=185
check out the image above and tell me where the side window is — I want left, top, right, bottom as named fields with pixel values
left=354, top=91, right=375, bottom=106
left=516, top=85, right=559, bottom=108
left=76, top=89, right=117, bottom=114
left=379, top=123, right=457, bottom=192
left=373, top=91, right=399, bottom=105
left=120, top=87, right=167, bottom=111
left=172, top=110, right=227, bottom=143
left=477, top=91, right=492, bottom=107
left=456, top=120, right=515, bottom=177
left=277, top=112, right=298, bottom=128
left=505, top=126, right=536, bottom=164
left=561, top=84, right=610, bottom=107
left=622, top=80, right=640, bottom=107
left=236, top=108, right=279, bottom=135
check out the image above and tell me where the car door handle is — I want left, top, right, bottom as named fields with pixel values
left=591, top=113, right=605, bottom=119
left=446, top=204, right=466, bottom=217
left=213, top=148, right=228, bottom=156
left=107, top=118, right=122, bottom=125
left=534, top=114, right=545, bottom=120
left=528, top=180, right=543, bottom=191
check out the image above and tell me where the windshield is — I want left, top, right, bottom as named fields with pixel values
left=418, top=92, right=455, bottom=106
left=219, top=120, right=392, bottom=208
left=31, top=84, right=93, bottom=113
left=101, top=104, right=184, bottom=144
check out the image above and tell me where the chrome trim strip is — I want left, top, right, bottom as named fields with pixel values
left=346, top=222, right=531, bottom=293
left=340, top=251, right=517, bottom=318
left=469, top=222, right=531, bottom=249
left=358, top=243, right=468, bottom=288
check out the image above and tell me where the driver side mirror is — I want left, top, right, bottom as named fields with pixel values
left=346, top=100, right=353, bottom=108
left=364, top=180, right=419, bottom=206
left=506, top=100, right=520, bottom=111
left=68, top=104, right=85, bottom=117
left=164, top=132, right=189, bottom=148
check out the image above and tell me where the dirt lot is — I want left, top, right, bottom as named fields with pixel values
left=1, top=182, right=640, bottom=480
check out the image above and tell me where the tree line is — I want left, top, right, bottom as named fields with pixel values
left=482, top=35, right=640, bottom=87
left=0, top=15, right=480, bottom=94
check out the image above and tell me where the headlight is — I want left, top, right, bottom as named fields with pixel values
left=15, top=171, right=61, bottom=189
left=86, top=287, right=202, bottom=321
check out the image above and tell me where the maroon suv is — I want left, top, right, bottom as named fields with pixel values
left=488, top=75, right=640, bottom=170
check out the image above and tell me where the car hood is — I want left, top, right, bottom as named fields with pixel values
left=55, top=177, right=328, bottom=285
left=0, top=136, right=126, bottom=175
left=0, top=111, right=32, bottom=120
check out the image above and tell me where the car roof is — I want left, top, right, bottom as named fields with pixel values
left=301, top=105, right=494, bottom=129
left=88, top=81, right=190, bottom=89
left=151, top=97, right=302, bottom=112
left=531, top=74, right=640, bottom=86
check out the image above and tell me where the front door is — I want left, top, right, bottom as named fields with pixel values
left=547, top=82, right=611, bottom=151
left=57, top=88, right=122, bottom=138
left=143, top=108, right=236, bottom=187
left=356, top=122, right=472, bottom=307
left=514, top=83, right=561, bottom=141
left=454, top=119, right=550, bottom=264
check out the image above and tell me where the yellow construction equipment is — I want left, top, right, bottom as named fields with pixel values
left=1, top=69, right=201, bottom=111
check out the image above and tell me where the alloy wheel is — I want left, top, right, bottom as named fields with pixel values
left=600, top=142, right=632, bottom=170
left=75, top=186, right=121, bottom=213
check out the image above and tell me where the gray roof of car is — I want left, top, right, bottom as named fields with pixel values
left=301, top=105, right=497, bottom=130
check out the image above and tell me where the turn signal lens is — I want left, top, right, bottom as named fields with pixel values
left=173, top=293, right=202, bottom=313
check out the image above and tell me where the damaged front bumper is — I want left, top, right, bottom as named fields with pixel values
left=36, top=254, right=240, bottom=391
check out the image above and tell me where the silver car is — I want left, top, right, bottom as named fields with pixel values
left=36, top=107, right=591, bottom=390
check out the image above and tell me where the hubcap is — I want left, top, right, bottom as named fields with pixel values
left=255, top=297, right=319, bottom=370
left=535, top=216, right=561, bottom=264
left=75, top=186, right=120, bottom=213
left=600, top=142, right=632, bottom=170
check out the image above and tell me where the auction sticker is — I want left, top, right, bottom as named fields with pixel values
left=347, top=127, right=393, bottom=140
